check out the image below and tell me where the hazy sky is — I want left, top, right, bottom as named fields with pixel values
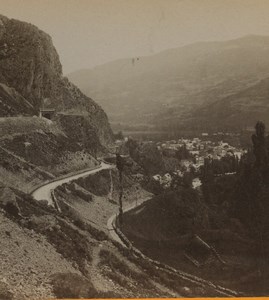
left=1, top=0, right=269, bottom=74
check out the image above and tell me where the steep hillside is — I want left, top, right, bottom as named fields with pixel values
left=68, top=35, right=269, bottom=130
left=0, top=14, right=113, bottom=146
left=0, top=168, right=223, bottom=299
left=0, top=83, right=34, bottom=116
left=0, top=117, right=100, bottom=193
left=179, top=77, right=269, bottom=132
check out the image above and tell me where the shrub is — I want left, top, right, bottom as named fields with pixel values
left=50, top=273, right=98, bottom=298
left=45, top=220, right=92, bottom=274
left=99, top=249, right=152, bottom=289
left=84, top=223, right=108, bottom=241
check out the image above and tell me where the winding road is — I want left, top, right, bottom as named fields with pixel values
left=31, top=158, right=151, bottom=246
left=31, top=159, right=150, bottom=246
left=31, top=161, right=113, bottom=205
left=30, top=159, right=239, bottom=297
left=107, top=195, right=151, bottom=246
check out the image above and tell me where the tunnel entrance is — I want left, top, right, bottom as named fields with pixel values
left=39, top=109, right=56, bottom=120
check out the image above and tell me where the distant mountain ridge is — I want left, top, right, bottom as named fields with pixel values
left=180, top=76, right=269, bottom=132
left=68, top=35, right=269, bottom=132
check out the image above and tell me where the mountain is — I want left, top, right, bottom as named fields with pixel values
left=0, top=83, right=35, bottom=116
left=0, top=14, right=116, bottom=203
left=0, top=14, right=113, bottom=146
left=68, top=35, right=269, bottom=131
left=180, top=77, right=269, bottom=132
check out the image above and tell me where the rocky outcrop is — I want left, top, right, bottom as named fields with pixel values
left=0, top=83, right=34, bottom=116
left=0, top=186, right=21, bottom=217
left=0, top=15, right=113, bottom=146
left=0, top=15, right=62, bottom=109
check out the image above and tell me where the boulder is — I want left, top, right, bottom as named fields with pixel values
left=0, top=187, right=21, bottom=217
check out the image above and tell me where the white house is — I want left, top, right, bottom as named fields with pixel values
left=153, top=174, right=162, bottom=181
left=192, top=178, right=202, bottom=189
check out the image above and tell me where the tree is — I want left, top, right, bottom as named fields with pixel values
left=175, top=144, right=191, bottom=161
left=114, top=131, right=124, bottom=140
left=252, top=121, right=268, bottom=168
left=116, top=153, right=124, bottom=174
left=182, top=172, right=193, bottom=188
left=126, top=138, right=139, bottom=158
left=200, top=158, right=214, bottom=204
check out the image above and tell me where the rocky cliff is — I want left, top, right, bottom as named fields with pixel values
left=0, top=14, right=113, bottom=146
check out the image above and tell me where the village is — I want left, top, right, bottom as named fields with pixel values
left=152, top=134, right=247, bottom=190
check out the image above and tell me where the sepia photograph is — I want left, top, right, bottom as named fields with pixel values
left=0, top=0, right=269, bottom=299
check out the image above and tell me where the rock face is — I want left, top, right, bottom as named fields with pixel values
left=0, top=14, right=113, bottom=146
left=0, top=83, right=35, bottom=116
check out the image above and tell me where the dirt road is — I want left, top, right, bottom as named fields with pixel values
left=31, top=161, right=113, bottom=205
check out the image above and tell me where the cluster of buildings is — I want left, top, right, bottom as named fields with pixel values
left=114, top=133, right=245, bottom=191
left=152, top=169, right=202, bottom=190
left=153, top=136, right=246, bottom=190
left=159, top=137, right=245, bottom=165
left=152, top=173, right=174, bottom=189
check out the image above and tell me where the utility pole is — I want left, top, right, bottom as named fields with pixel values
left=135, top=185, right=139, bottom=207
left=116, top=153, right=124, bottom=227
left=24, top=142, right=31, bottom=162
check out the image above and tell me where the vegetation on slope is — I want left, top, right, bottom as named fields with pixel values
left=122, top=122, right=269, bottom=295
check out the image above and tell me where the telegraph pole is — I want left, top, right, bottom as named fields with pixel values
left=135, top=185, right=139, bottom=207
left=116, top=153, right=124, bottom=227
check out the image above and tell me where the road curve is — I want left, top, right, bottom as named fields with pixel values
left=30, top=159, right=239, bottom=297
left=31, top=161, right=113, bottom=205
left=107, top=196, right=151, bottom=246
